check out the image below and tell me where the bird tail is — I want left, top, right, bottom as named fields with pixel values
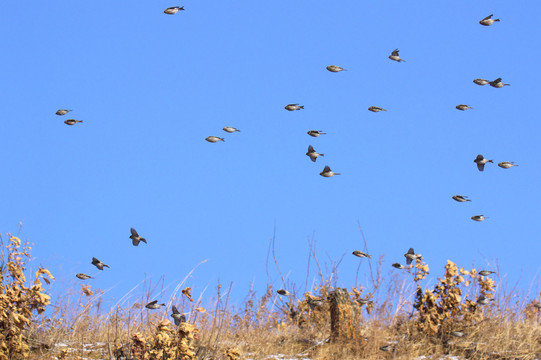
left=235, top=129, right=241, bottom=132
left=320, top=132, right=326, bottom=134
left=494, top=18, right=500, bottom=21
left=141, top=238, right=147, bottom=244
left=488, top=160, right=494, bottom=163
left=179, top=6, right=184, bottom=10
left=78, top=120, right=83, bottom=123
left=320, top=154, right=324, bottom=157
left=334, top=173, right=341, bottom=175
left=299, top=106, right=304, bottom=109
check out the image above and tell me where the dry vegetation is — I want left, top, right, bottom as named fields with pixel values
left=1, top=233, right=540, bottom=360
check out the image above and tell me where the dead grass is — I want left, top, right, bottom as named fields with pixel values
left=1, top=232, right=540, bottom=360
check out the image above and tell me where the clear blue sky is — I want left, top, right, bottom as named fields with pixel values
left=1, top=1, right=539, bottom=307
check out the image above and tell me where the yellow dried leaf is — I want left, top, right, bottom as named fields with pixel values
left=195, top=307, right=206, bottom=313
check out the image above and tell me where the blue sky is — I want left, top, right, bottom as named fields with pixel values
left=1, top=1, right=539, bottom=307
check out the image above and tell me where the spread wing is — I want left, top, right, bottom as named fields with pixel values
left=146, top=300, right=157, bottom=307
left=477, top=162, right=485, bottom=171
left=307, top=145, right=314, bottom=153
left=391, top=49, right=399, bottom=56
left=130, top=228, right=138, bottom=237
left=172, top=305, right=179, bottom=314
left=323, top=165, right=331, bottom=172
left=482, top=14, right=493, bottom=20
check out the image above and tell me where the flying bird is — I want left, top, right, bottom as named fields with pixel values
left=130, top=228, right=147, bottom=246
left=277, top=289, right=291, bottom=296
left=223, top=127, right=240, bottom=133
left=452, top=195, right=471, bottom=202
left=145, top=300, right=165, bottom=310
left=326, top=65, right=346, bottom=72
left=205, top=136, right=224, bottom=143
left=477, top=295, right=494, bottom=305
left=451, top=331, right=466, bottom=338
left=64, top=119, right=83, bottom=126
left=307, top=130, right=326, bottom=137
left=474, top=154, right=493, bottom=171
left=164, top=6, right=184, bottom=14
left=306, top=145, right=324, bottom=162
left=352, top=251, right=371, bottom=259
left=498, top=162, right=518, bottom=169
left=479, top=14, right=500, bottom=26
left=307, top=298, right=325, bottom=309
left=489, top=78, right=510, bottom=88
left=456, top=104, right=472, bottom=111
left=357, top=298, right=373, bottom=305
left=392, top=263, right=406, bottom=269
left=76, top=273, right=93, bottom=280
left=284, top=104, right=304, bottom=111
left=368, top=106, right=387, bottom=112
left=56, top=109, right=72, bottom=116
left=389, top=49, right=405, bottom=62
left=473, top=78, right=490, bottom=86
left=91, top=257, right=109, bottom=270
left=471, top=215, right=488, bottom=222
left=478, top=270, right=495, bottom=276
left=170, top=305, right=186, bottom=325
left=320, top=165, right=340, bottom=177
left=404, top=248, right=421, bottom=265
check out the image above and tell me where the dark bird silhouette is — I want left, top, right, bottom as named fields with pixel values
left=91, top=257, right=109, bottom=270
left=130, top=228, right=147, bottom=246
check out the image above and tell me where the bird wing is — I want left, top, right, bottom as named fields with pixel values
left=475, top=154, right=484, bottom=161
left=147, top=300, right=157, bottom=306
left=172, top=305, right=179, bottom=314
left=92, top=257, right=99, bottom=264
left=308, top=145, right=314, bottom=153
left=477, top=162, right=485, bottom=171
left=483, top=14, right=493, bottom=20
left=130, top=228, right=138, bottom=237
left=392, top=49, right=399, bottom=56
left=132, top=238, right=139, bottom=246
left=323, top=166, right=331, bottom=172
left=407, top=248, right=415, bottom=255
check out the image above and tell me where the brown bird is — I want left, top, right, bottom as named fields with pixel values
left=76, top=273, right=93, bottom=280
left=479, top=14, right=500, bottom=26
left=478, top=270, right=495, bottom=276
left=456, top=104, right=472, bottom=111
left=489, top=78, right=510, bottom=88
left=170, top=305, right=186, bottom=325
left=56, top=109, right=72, bottom=116
left=326, top=65, right=347, bottom=72
left=64, top=119, right=83, bottom=126
left=452, top=195, right=471, bottom=202
left=306, top=145, right=324, bottom=162
left=164, top=6, right=184, bottom=14
left=392, top=263, right=407, bottom=269
left=277, top=289, right=291, bottom=296
left=389, top=49, right=405, bottom=62
left=404, top=248, right=421, bottom=265
left=477, top=294, right=494, bottom=305
left=91, top=257, right=109, bottom=271
left=471, top=215, right=488, bottom=222
left=307, top=130, right=326, bottom=137
left=145, top=300, right=165, bottom=309
left=320, top=165, right=340, bottom=177
left=474, top=154, right=493, bottom=171
left=205, top=136, right=225, bottom=143
left=352, top=251, right=371, bottom=259
left=473, top=78, right=490, bottom=86
left=130, top=228, right=147, bottom=246
left=368, top=106, right=387, bottom=112
left=284, top=104, right=304, bottom=111
left=223, top=127, right=240, bottom=133
left=498, top=161, right=518, bottom=169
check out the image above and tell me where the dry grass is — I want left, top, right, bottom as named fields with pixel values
left=1, top=233, right=540, bottom=360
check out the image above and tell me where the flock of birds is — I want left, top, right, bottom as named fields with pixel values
left=51, top=7, right=540, bottom=342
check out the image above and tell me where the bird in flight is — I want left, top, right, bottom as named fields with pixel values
left=307, top=130, right=326, bottom=137
left=474, top=154, right=493, bottom=171
left=145, top=300, right=165, bottom=309
left=389, top=49, right=405, bottom=62
left=164, top=6, right=184, bottom=14
left=130, top=228, right=147, bottom=246
left=284, top=104, right=304, bottom=111
left=473, top=78, right=490, bottom=86
left=223, top=127, right=240, bottom=133
left=352, top=251, right=371, bottom=258
left=456, top=104, right=472, bottom=111
left=205, top=136, right=225, bottom=143
left=452, top=195, right=471, bottom=202
left=76, top=273, right=93, bottom=280
left=489, top=78, right=510, bottom=88
left=368, top=106, right=387, bottom=112
left=320, top=165, right=340, bottom=177
left=170, top=305, right=186, bottom=325
left=56, top=109, right=72, bottom=116
left=91, top=257, right=109, bottom=270
left=326, top=65, right=346, bottom=72
left=306, top=145, right=324, bottom=162
left=404, top=248, right=421, bottom=265
left=479, top=14, right=500, bottom=26
left=471, top=215, right=488, bottom=222
left=64, top=119, right=83, bottom=126
left=498, top=161, right=518, bottom=169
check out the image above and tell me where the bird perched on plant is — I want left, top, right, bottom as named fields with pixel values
left=164, top=6, right=184, bottom=14
left=452, top=195, right=471, bottom=202
left=64, top=119, right=83, bottom=126
left=223, top=126, right=240, bottom=133
left=489, top=78, right=510, bottom=88
left=284, top=104, right=304, bottom=111
left=474, top=154, right=493, bottom=171
left=389, top=49, right=405, bottom=62
left=498, top=161, right=518, bottom=169
left=130, top=228, right=147, bottom=246
left=368, top=106, right=387, bottom=112
left=307, top=130, right=326, bottom=137
left=352, top=251, right=371, bottom=259
left=477, top=295, right=494, bottom=305
left=404, top=248, right=421, bottom=265
left=170, top=305, right=186, bottom=325
left=478, top=270, right=495, bottom=276
left=277, top=289, right=291, bottom=296
left=456, top=104, right=472, bottom=111
left=473, top=78, right=490, bottom=86
left=471, top=215, right=488, bottom=222
left=326, top=65, right=346, bottom=72
left=56, top=109, right=72, bottom=115
left=479, top=14, right=500, bottom=26
left=306, top=145, right=324, bottom=162
left=145, top=300, right=165, bottom=310
left=91, top=257, right=109, bottom=270
left=76, top=273, right=93, bottom=280
left=205, top=136, right=224, bottom=143
left=392, top=263, right=406, bottom=269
